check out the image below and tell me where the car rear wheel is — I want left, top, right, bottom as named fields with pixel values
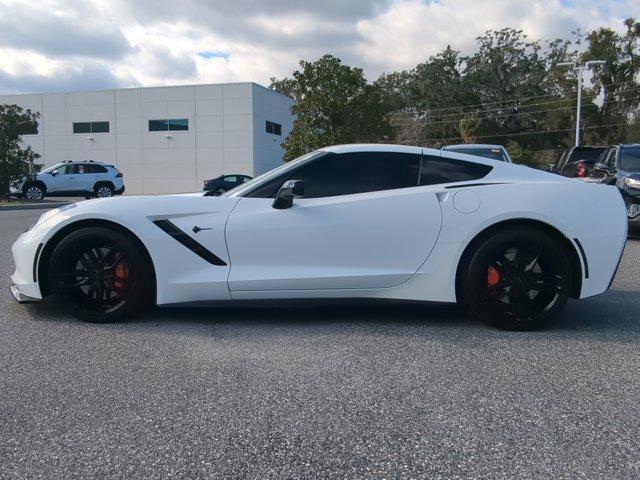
left=460, top=228, right=572, bottom=330
left=215, top=187, right=226, bottom=196
left=24, top=184, right=45, bottom=200
left=95, top=184, right=114, bottom=198
left=48, top=227, right=150, bottom=322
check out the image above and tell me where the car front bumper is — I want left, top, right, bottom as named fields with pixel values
left=10, top=284, right=41, bottom=303
left=10, top=228, right=47, bottom=302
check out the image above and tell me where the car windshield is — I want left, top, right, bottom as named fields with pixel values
left=566, top=147, right=608, bottom=164
left=41, top=163, right=66, bottom=174
left=223, top=150, right=325, bottom=197
left=619, top=147, right=640, bottom=171
left=447, top=147, right=504, bottom=162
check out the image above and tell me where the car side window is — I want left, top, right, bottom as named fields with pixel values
left=224, top=176, right=237, bottom=183
left=282, top=152, right=421, bottom=199
left=420, top=155, right=493, bottom=185
left=87, top=164, right=108, bottom=173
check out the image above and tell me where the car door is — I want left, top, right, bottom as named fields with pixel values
left=74, top=164, right=96, bottom=191
left=225, top=149, right=443, bottom=292
left=46, top=164, right=73, bottom=192
left=84, top=164, right=104, bottom=191
left=58, top=164, right=82, bottom=192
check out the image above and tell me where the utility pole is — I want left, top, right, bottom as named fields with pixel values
left=557, top=60, right=606, bottom=146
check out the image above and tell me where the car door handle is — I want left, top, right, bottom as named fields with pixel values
left=192, top=226, right=212, bottom=233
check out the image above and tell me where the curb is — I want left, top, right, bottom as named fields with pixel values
left=0, top=202, right=69, bottom=212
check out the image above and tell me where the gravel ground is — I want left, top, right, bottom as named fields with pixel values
left=1, top=209, right=639, bottom=479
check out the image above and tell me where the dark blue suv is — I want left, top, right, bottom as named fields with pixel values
left=203, top=174, right=252, bottom=195
left=593, top=144, right=640, bottom=229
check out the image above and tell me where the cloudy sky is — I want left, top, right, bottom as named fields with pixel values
left=0, top=0, right=636, bottom=94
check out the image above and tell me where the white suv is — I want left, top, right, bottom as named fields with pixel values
left=12, top=161, right=125, bottom=200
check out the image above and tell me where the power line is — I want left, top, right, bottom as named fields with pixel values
left=395, top=78, right=638, bottom=115
left=392, top=85, right=640, bottom=121
left=392, top=104, right=590, bottom=126
left=418, top=120, right=640, bottom=143
left=393, top=96, right=587, bottom=120
left=390, top=94, right=640, bottom=127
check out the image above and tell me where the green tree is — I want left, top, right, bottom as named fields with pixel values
left=0, top=104, right=40, bottom=197
left=581, top=18, right=640, bottom=145
left=269, top=55, right=391, bottom=161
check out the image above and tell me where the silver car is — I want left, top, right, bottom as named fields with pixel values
left=442, top=144, right=513, bottom=163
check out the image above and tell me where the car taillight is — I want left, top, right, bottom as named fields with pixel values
left=576, top=161, right=587, bottom=178
left=116, top=172, right=123, bottom=178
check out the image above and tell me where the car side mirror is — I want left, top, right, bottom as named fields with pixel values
left=50, top=170, right=59, bottom=176
left=593, top=162, right=613, bottom=175
left=272, top=179, right=305, bottom=210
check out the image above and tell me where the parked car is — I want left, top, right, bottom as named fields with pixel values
left=11, top=161, right=124, bottom=200
left=11, top=144, right=627, bottom=331
left=590, top=144, right=640, bottom=231
left=442, top=144, right=513, bottom=163
left=557, top=145, right=610, bottom=178
left=203, top=174, right=252, bottom=195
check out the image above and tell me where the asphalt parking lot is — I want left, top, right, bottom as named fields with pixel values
left=1, top=209, right=639, bottom=479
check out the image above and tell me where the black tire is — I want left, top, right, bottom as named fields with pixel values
left=459, top=227, right=572, bottom=330
left=215, top=187, right=226, bottom=196
left=94, top=184, right=114, bottom=198
left=48, top=227, right=151, bottom=322
left=23, top=183, right=45, bottom=200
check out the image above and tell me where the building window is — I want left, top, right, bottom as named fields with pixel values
left=149, top=118, right=189, bottom=131
left=73, top=121, right=110, bottom=134
left=266, top=121, right=282, bottom=136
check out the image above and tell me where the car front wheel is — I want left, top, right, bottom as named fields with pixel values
left=48, top=227, right=151, bottom=322
left=24, top=184, right=45, bottom=200
left=459, top=227, right=572, bottom=330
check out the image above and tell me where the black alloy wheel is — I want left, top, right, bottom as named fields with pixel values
left=461, top=228, right=572, bottom=330
left=48, top=227, right=150, bottom=322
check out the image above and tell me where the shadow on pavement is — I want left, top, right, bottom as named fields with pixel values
left=21, top=289, right=640, bottom=343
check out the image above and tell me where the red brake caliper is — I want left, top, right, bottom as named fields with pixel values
left=487, top=266, right=500, bottom=288
left=114, top=261, right=130, bottom=295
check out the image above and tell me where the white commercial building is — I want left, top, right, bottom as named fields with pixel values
left=0, top=83, right=294, bottom=195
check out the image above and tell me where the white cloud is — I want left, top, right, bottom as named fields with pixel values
left=0, top=0, right=636, bottom=94
left=355, top=0, right=637, bottom=75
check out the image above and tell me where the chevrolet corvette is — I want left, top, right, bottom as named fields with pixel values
left=10, top=144, right=627, bottom=330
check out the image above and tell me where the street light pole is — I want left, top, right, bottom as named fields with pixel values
left=557, top=60, right=606, bottom=146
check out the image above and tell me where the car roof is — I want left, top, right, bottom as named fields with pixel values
left=59, top=160, right=111, bottom=166
left=320, top=143, right=424, bottom=155
left=442, top=144, right=504, bottom=149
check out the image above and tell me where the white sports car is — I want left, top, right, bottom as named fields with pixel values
left=10, top=144, right=627, bottom=330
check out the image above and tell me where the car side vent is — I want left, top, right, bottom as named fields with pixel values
left=153, top=219, right=227, bottom=266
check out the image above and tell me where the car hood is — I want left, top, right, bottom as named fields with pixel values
left=622, top=172, right=640, bottom=180
left=62, top=192, right=237, bottom=221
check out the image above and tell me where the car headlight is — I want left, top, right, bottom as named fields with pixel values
left=624, top=177, right=640, bottom=190
left=628, top=203, right=640, bottom=219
